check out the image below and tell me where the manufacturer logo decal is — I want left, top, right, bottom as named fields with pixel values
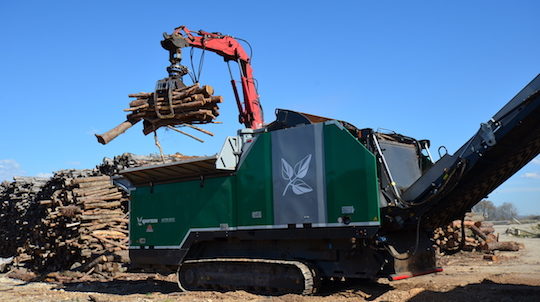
left=137, top=217, right=158, bottom=226
left=281, top=154, right=313, bottom=196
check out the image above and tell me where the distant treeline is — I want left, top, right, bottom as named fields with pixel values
left=472, top=200, right=518, bottom=221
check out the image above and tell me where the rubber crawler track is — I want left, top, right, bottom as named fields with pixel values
left=177, top=258, right=319, bottom=295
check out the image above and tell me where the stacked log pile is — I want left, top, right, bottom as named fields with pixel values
left=0, top=177, right=49, bottom=258
left=98, top=152, right=195, bottom=175
left=96, top=84, right=222, bottom=145
left=0, top=153, right=190, bottom=278
left=434, top=212, right=520, bottom=253
left=26, top=173, right=129, bottom=275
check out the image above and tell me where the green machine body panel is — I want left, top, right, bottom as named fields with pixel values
left=235, top=133, right=274, bottom=226
left=129, top=176, right=235, bottom=247
left=323, top=123, right=380, bottom=224
left=126, top=121, right=380, bottom=250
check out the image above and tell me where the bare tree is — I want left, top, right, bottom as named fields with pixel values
left=496, top=202, right=518, bottom=221
left=474, top=200, right=519, bottom=221
left=472, top=200, right=496, bottom=219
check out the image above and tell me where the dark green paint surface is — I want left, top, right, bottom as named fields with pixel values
left=235, top=133, right=274, bottom=226
left=323, top=123, right=380, bottom=224
left=129, top=176, right=235, bottom=247
left=129, top=134, right=275, bottom=247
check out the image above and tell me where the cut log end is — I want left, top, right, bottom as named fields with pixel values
left=95, top=118, right=141, bottom=145
left=95, top=134, right=107, bottom=145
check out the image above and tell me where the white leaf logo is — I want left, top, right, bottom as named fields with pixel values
left=291, top=179, right=312, bottom=195
left=294, top=154, right=311, bottom=179
left=281, top=158, right=294, bottom=180
left=282, top=154, right=313, bottom=196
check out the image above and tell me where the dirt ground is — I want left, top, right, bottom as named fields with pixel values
left=1, top=223, right=539, bottom=302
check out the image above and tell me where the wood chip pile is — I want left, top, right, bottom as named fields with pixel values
left=96, top=84, right=221, bottom=145
left=434, top=212, right=520, bottom=253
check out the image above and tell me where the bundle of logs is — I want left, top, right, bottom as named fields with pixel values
left=434, top=212, right=521, bottom=253
left=96, top=84, right=222, bottom=145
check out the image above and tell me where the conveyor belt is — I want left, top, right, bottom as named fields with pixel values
left=403, top=75, right=540, bottom=228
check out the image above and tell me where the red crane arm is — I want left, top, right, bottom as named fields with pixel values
left=173, top=26, right=264, bottom=129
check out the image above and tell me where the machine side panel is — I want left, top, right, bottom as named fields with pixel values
left=323, top=123, right=380, bottom=224
left=129, top=176, right=235, bottom=248
left=236, top=132, right=274, bottom=226
left=271, top=124, right=327, bottom=225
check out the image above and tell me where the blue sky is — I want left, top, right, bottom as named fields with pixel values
left=0, top=1, right=538, bottom=214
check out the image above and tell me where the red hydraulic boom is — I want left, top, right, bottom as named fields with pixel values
left=160, top=26, right=264, bottom=129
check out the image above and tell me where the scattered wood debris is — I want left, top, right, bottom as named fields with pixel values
left=483, top=254, right=498, bottom=262
left=505, top=224, right=540, bottom=238
left=434, top=212, right=522, bottom=253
